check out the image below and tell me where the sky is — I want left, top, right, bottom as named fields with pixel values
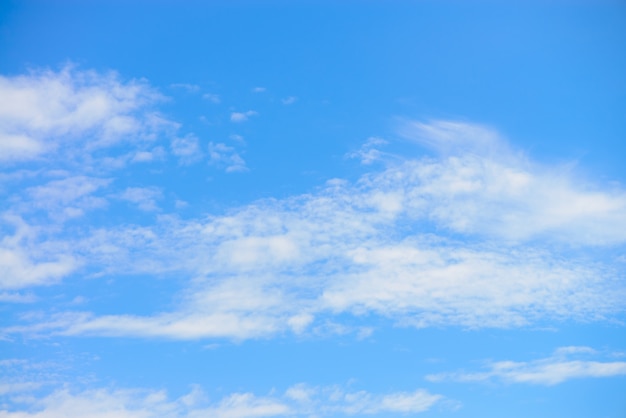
left=1, top=1, right=626, bottom=417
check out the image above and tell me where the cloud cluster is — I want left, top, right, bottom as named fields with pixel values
left=0, top=65, right=168, bottom=164
left=207, top=142, right=247, bottom=172
left=8, top=122, right=626, bottom=339
left=0, top=66, right=255, bottom=295
left=0, top=380, right=443, bottom=418
left=2, top=67, right=625, bottom=341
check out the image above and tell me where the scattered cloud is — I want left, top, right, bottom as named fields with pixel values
left=207, top=142, right=247, bottom=172
left=230, top=111, right=258, bottom=123
left=252, top=87, right=266, bottom=93
left=281, top=96, right=297, bottom=105
left=3, top=119, right=626, bottom=339
left=131, top=147, right=165, bottom=163
left=0, top=291, right=37, bottom=303
left=118, top=187, right=163, bottom=212
left=0, top=215, right=80, bottom=290
left=0, top=382, right=443, bottom=417
left=23, top=175, right=111, bottom=220
left=347, top=137, right=389, bottom=165
left=426, top=346, right=626, bottom=385
left=170, top=83, right=201, bottom=93
left=171, top=134, right=203, bottom=164
left=202, top=93, right=220, bottom=104
left=397, top=120, right=626, bottom=245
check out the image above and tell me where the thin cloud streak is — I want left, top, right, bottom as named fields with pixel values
left=426, top=346, right=626, bottom=385
left=0, top=381, right=443, bottom=417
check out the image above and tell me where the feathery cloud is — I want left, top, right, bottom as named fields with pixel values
left=426, top=346, right=626, bottom=385
left=230, top=111, right=258, bottom=123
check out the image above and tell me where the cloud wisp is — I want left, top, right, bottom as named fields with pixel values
left=0, top=66, right=253, bottom=295
left=4, top=119, right=626, bottom=340
left=230, top=111, right=258, bottom=123
left=426, top=346, right=626, bottom=385
left=0, top=377, right=443, bottom=418
left=2, top=67, right=625, bottom=340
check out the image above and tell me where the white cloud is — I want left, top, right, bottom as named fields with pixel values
left=171, top=134, right=203, bottom=164
left=0, top=65, right=169, bottom=164
left=426, top=346, right=626, bottom=385
left=202, top=93, right=221, bottom=104
left=0, top=215, right=79, bottom=290
left=0, top=291, right=37, bottom=303
left=23, top=175, right=111, bottom=220
left=347, top=137, right=390, bottom=165
left=131, top=147, right=165, bottom=163
left=0, top=133, right=44, bottom=162
left=281, top=96, right=297, bottom=105
left=207, top=142, right=247, bottom=172
left=230, top=111, right=258, bottom=123
left=0, top=246, right=76, bottom=289
left=118, top=187, right=163, bottom=212
left=397, top=119, right=626, bottom=244
left=0, top=383, right=443, bottom=418
left=4, top=120, right=626, bottom=339
left=252, top=87, right=266, bottom=93
left=170, top=83, right=201, bottom=93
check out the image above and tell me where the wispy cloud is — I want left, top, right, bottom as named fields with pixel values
left=207, top=142, right=247, bottom=172
left=118, top=187, right=163, bottom=212
left=0, top=215, right=79, bottom=290
left=170, top=83, right=201, bottom=93
left=0, top=381, right=443, bottom=417
left=426, top=346, right=626, bottom=385
left=229, top=134, right=245, bottom=143
left=347, top=137, right=390, bottom=165
left=252, top=87, right=266, bottom=93
left=131, top=147, right=165, bottom=163
left=23, top=175, right=111, bottom=220
left=230, top=111, right=258, bottom=123
left=0, top=65, right=172, bottom=164
left=0, top=63, right=617, bottom=357
left=397, top=120, right=626, bottom=245
left=171, top=134, right=203, bottom=164
left=202, top=93, right=220, bottom=104
left=281, top=96, right=297, bottom=105
left=3, top=118, right=626, bottom=338
left=0, top=291, right=37, bottom=303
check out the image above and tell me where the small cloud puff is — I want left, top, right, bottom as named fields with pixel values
left=132, top=147, right=165, bottom=163
left=208, top=142, right=247, bottom=172
left=118, top=187, right=162, bottom=211
left=170, top=83, right=200, bottom=93
left=348, top=137, right=389, bottom=165
left=229, top=134, right=245, bottom=143
left=202, top=93, right=220, bottom=104
left=171, top=134, right=202, bottom=164
left=230, top=111, right=258, bottom=123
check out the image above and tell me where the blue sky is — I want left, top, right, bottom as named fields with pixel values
left=1, top=1, right=626, bottom=417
